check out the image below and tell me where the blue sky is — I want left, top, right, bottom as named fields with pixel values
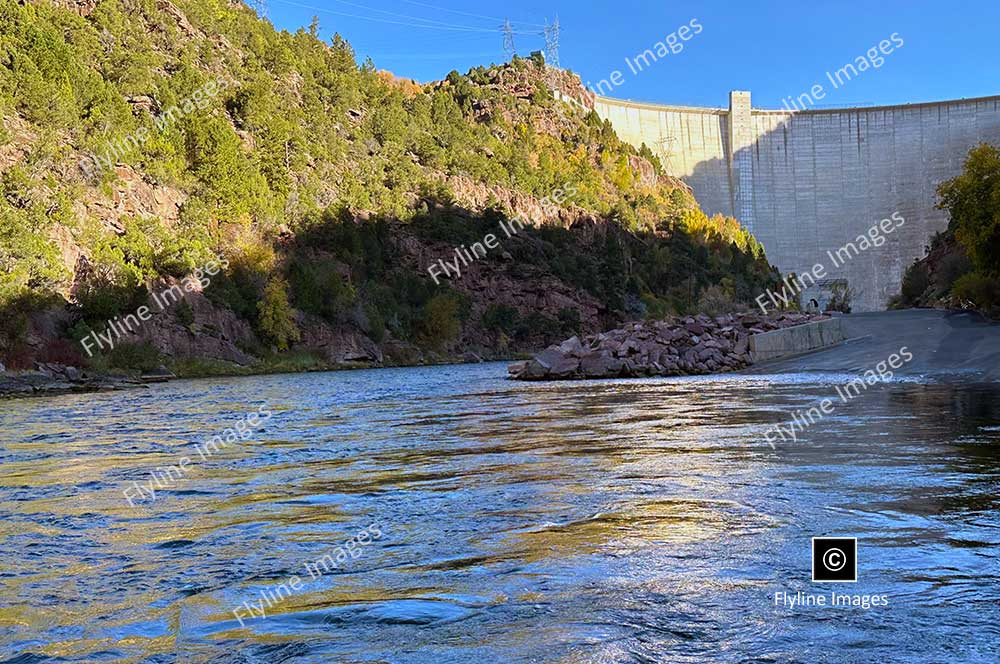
left=264, top=0, right=1000, bottom=109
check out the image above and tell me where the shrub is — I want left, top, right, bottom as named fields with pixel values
left=482, top=304, right=520, bottom=336
left=826, top=283, right=854, bottom=314
left=2, top=343, right=34, bottom=370
left=362, top=302, right=386, bottom=343
left=953, top=272, right=1000, bottom=310
left=557, top=307, right=582, bottom=335
left=257, top=277, right=300, bottom=351
left=1, top=187, right=68, bottom=300
left=174, top=299, right=195, bottom=328
left=39, top=339, right=87, bottom=366
left=287, top=258, right=355, bottom=323
left=103, top=341, right=162, bottom=373
left=206, top=239, right=274, bottom=321
left=900, top=261, right=930, bottom=304
left=417, top=293, right=463, bottom=349
left=696, top=281, right=745, bottom=317
left=75, top=273, right=147, bottom=325
left=515, top=311, right=560, bottom=343
left=108, top=217, right=212, bottom=280
left=0, top=290, right=60, bottom=361
left=640, top=292, right=671, bottom=320
left=934, top=251, right=972, bottom=293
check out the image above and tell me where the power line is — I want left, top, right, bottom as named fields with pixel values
left=266, top=0, right=550, bottom=68
left=248, top=0, right=268, bottom=18
left=361, top=51, right=499, bottom=60
left=321, top=0, right=508, bottom=32
left=270, top=0, right=500, bottom=33
left=396, top=0, right=546, bottom=28
left=349, top=32, right=508, bottom=54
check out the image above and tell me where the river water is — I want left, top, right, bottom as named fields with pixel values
left=1, top=363, right=998, bottom=663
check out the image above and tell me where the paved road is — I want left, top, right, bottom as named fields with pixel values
left=746, top=309, right=1000, bottom=382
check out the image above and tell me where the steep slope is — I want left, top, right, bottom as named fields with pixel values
left=0, top=0, right=780, bottom=375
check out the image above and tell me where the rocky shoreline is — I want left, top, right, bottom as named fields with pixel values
left=507, top=312, right=829, bottom=381
left=0, top=313, right=830, bottom=397
left=0, top=363, right=148, bottom=399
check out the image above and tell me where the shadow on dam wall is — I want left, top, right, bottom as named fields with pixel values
left=593, top=93, right=1000, bottom=312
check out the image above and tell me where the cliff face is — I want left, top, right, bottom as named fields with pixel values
left=0, top=0, right=779, bottom=375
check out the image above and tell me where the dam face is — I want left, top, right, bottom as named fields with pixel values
left=593, top=92, right=1000, bottom=311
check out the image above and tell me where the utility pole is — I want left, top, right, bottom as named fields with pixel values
left=543, top=16, right=560, bottom=68
left=502, top=18, right=516, bottom=61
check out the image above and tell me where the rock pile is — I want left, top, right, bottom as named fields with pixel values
left=508, top=312, right=828, bottom=381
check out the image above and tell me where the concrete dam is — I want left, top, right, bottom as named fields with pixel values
left=593, top=91, right=1000, bottom=311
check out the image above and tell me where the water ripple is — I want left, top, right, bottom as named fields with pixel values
left=1, top=364, right=998, bottom=662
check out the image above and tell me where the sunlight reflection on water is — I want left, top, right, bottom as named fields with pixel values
left=1, top=364, right=998, bottom=662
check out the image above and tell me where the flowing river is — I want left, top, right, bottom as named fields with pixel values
left=1, top=364, right=998, bottom=662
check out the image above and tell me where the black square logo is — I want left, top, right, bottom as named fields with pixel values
left=812, top=537, right=857, bottom=582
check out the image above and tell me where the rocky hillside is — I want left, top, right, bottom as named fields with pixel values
left=0, top=0, right=780, bottom=376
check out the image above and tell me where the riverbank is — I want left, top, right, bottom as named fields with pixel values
left=0, top=363, right=146, bottom=398
left=0, top=348, right=515, bottom=399
left=7, top=308, right=994, bottom=399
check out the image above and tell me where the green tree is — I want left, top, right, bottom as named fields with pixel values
left=937, top=144, right=1000, bottom=275
left=257, top=277, right=299, bottom=350
left=417, top=293, right=463, bottom=349
left=482, top=304, right=520, bottom=335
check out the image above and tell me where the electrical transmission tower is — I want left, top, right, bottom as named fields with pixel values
left=502, top=19, right=516, bottom=61
left=543, top=16, right=560, bottom=67
left=656, top=135, right=677, bottom=173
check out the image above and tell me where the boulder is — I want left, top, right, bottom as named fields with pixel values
left=38, top=381, right=76, bottom=392
left=13, top=371, right=55, bottom=388
left=518, top=360, right=549, bottom=380
left=548, top=355, right=580, bottom=378
left=507, top=361, right=528, bottom=376
left=534, top=347, right=566, bottom=370
left=558, top=336, right=585, bottom=357
left=685, top=322, right=705, bottom=335
left=734, top=337, right=749, bottom=355
left=0, top=377, right=33, bottom=396
left=579, top=353, right=607, bottom=378
left=582, top=353, right=623, bottom=377
left=141, top=365, right=177, bottom=383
